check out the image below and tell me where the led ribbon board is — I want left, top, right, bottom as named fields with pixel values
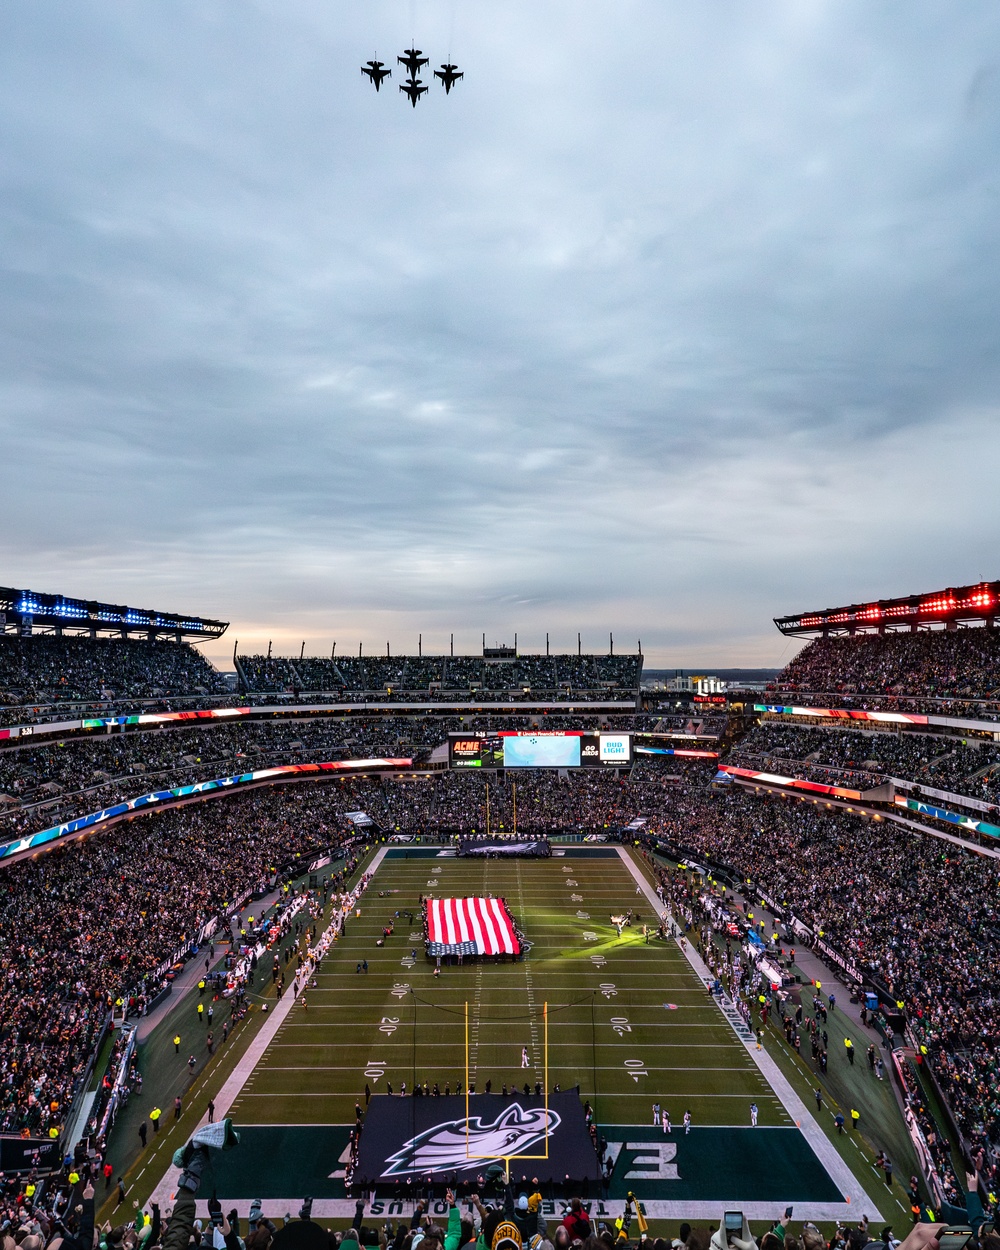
left=720, top=764, right=863, bottom=801
left=0, top=758, right=412, bottom=863
left=894, top=795, right=1000, bottom=841
left=755, top=704, right=930, bottom=726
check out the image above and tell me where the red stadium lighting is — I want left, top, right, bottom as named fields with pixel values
left=774, top=579, right=1000, bottom=636
left=919, top=594, right=957, bottom=615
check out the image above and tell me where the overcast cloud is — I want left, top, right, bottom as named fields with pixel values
left=2, top=1, right=999, bottom=668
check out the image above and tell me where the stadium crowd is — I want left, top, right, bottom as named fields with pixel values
left=0, top=784, right=354, bottom=1138
left=776, top=631, right=1000, bottom=702
left=0, top=638, right=230, bottom=708
left=2, top=763, right=997, bottom=1183
left=642, top=778, right=1000, bottom=1171
left=0, top=714, right=437, bottom=830
left=3, top=1156, right=996, bottom=1250
left=731, top=725, right=1000, bottom=808
left=4, top=746, right=996, bottom=1160
left=0, top=639, right=644, bottom=730
left=425, top=765, right=674, bottom=834
left=5, top=623, right=1000, bottom=1232
left=239, top=653, right=643, bottom=699
left=0, top=722, right=669, bottom=846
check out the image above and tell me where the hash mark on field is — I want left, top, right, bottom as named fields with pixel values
left=516, top=861, right=541, bottom=1073
left=467, top=853, right=501, bottom=1084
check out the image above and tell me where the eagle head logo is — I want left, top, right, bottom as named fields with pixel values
left=381, top=1103, right=560, bottom=1177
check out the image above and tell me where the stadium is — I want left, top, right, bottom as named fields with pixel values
left=2, top=578, right=998, bottom=1250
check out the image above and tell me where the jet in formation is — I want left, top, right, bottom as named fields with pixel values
left=433, top=63, right=463, bottom=93
left=397, top=48, right=429, bottom=76
left=400, top=76, right=428, bottom=107
left=361, top=60, right=391, bottom=90
left=362, top=49, right=463, bottom=104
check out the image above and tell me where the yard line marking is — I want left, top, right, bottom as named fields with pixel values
left=514, top=861, right=542, bottom=1073
left=231, top=1089, right=797, bottom=1098
left=615, top=847, right=885, bottom=1220
left=147, top=846, right=392, bottom=1210
left=467, top=960, right=484, bottom=1084
left=252, top=1064, right=762, bottom=1072
left=147, top=848, right=863, bottom=1222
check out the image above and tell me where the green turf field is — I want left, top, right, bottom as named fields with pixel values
left=151, top=846, right=886, bottom=1222
left=235, top=849, right=790, bottom=1127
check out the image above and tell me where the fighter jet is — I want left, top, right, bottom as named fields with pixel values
left=361, top=60, right=392, bottom=90
left=397, top=48, right=429, bottom=76
left=399, top=76, right=428, bottom=107
left=434, top=63, right=463, bottom=93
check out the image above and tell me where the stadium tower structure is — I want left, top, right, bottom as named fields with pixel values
left=775, top=579, right=1000, bottom=637
left=0, top=584, right=227, bottom=642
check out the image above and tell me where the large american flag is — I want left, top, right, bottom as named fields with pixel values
left=426, top=897, right=521, bottom=956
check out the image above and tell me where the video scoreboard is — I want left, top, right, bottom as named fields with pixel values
left=448, top=730, right=632, bottom=770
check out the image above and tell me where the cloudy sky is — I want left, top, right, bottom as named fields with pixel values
left=2, top=1, right=1000, bottom=669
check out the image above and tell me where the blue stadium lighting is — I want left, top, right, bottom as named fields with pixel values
left=0, top=584, right=228, bottom=639
left=55, top=600, right=88, bottom=619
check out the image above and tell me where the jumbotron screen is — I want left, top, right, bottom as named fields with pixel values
left=448, top=730, right=631, bottom=770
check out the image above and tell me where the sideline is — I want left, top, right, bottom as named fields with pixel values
left=135, top=1196, right=885, bottom=1221
left=148, top=847, right=389, bottom=1207
left=149, top=846, right=884, bottom=1223
left=615, top=847, right=884, bottom=1223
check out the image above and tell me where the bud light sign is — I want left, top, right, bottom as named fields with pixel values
left=599, top=734, right=631, bottom=763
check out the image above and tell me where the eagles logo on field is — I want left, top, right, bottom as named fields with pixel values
left=381, top=1103, right=560, bottom=1177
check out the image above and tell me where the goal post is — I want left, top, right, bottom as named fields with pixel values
left=464, top=1000, right=550, bottom=1178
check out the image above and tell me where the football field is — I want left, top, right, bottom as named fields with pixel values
left=151, top=846, right=883, bottom=1223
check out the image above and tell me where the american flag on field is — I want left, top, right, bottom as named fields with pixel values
left=426, top=897, right=522, bottom=956
left=426, top=939, right=478, bottom=958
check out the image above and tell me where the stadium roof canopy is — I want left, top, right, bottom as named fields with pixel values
left=0, top=585, right=228, bottom=641
left=775, top=581, right=999, bottom=637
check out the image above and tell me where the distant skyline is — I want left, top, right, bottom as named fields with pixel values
left=3, top=2, right=999, bottom=670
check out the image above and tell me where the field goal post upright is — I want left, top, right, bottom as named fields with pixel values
left=465, top=1001, right=549, bottom=1182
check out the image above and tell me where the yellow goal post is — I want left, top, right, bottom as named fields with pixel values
left=464, top=1000, right=550, bottom=1180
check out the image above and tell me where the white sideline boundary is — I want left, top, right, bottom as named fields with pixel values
left=148, top=848, right=389, bottom=1208
left=150, top=846, right=884, bottom=1222
left=616, top=847, right=884, bottom=1222
left=171, top=1197, right=883, bottom=1222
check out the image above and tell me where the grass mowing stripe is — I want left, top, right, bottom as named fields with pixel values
left=213, top=850, right=873, bottom=1216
